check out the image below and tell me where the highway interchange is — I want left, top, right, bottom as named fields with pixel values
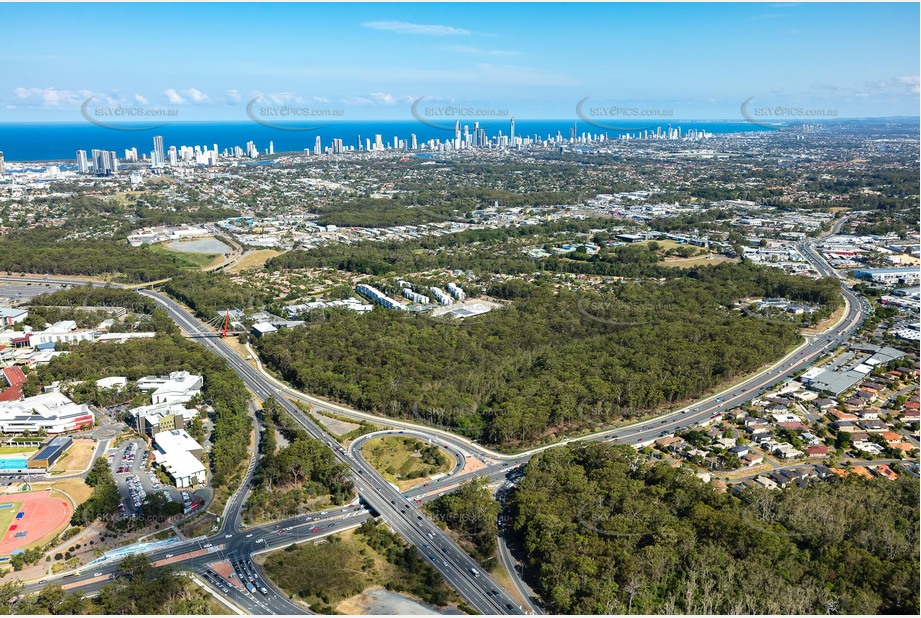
left=2, top=224, right=870, bottom=615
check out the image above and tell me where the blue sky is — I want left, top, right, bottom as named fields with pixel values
left=1, top=2, right=918, bottom=122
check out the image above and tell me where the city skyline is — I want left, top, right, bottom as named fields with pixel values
left=1, top=2, right=918, bottom=122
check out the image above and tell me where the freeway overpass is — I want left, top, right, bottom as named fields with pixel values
left=1, top=224, right=867, bottom=613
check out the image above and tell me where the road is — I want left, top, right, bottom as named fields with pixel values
left=1, top=223, right=866, bottom=614
left=133, top=290, right=526, bottom=615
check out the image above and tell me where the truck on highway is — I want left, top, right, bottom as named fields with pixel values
left=469, top=567, right=480, bottom=577
left=245, top=582, right=257, bottom=594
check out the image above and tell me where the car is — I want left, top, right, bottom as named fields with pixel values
left=255, top=539, right=264, bottom=544
left=245, top=533, right=253, bottom=538
left=203, top=543, right=213, bottom=548
left=311, top=527, right=319, bottom=533
left=320, top=511, right=327, bottom=515
left=505, top=604, right=514, bottom=610
left=165, top=554, right=174, bottom=559
left=637, top=438, right=643, bottom=442
left=225, top=534, right=233, bottom=538
left=94, top=572, right=103, bottom=577
left=39, top=580, right=47, bottom=584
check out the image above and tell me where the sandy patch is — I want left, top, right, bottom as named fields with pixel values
left=50, top=439, right=96, bottom=474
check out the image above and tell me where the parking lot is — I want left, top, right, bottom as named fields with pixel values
left=108, top=439, right=186, bottom=518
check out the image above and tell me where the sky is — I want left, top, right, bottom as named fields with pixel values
left=1, top=2, right=918, bottom=122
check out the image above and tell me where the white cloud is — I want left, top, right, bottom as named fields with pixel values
left=339, top=93, right=414, bottom=107
left=163, top=88, right=210, bottom=105
left=362, top=20, right=470, bottom=36
left=184, top=88, right=210, bottom=104
left=134, top=94, right=149, bottom=105
left=13, top=86, right=93, bottom=107
left=163, top=88, right=185, bottom=104
left=224, top=89, right=242, bottom=104
left=895, top=75, right=920, bottom=94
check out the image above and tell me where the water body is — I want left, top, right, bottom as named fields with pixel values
left=0, top=458, right=29, bottom=471
left=165, top=237, right=231, bottom=254
left=358, top=589, right=463, bottom=615
left=0, top=120, right=773, bottom=162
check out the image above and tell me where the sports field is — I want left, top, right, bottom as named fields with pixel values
left=0, top=491, right=72, bottom=556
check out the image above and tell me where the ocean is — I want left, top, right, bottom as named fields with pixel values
left=0, top=120, right=769, bottom=163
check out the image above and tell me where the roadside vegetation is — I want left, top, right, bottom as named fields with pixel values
left=508, top=442, right=919, bottom=615
left=262, top=520, right=457, bottom=613
left=0, top=554, right=225, bottom=614
left=426, top=478, right=499, bottom=568
left=362, top=436, right=452, bottom=489
left=244, top=399, right=353, bottom=523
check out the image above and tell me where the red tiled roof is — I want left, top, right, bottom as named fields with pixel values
left=0, top=366, right=26, bottom=402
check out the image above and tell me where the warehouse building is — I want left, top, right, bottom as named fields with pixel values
left=853, top=267, right=920, bottom=286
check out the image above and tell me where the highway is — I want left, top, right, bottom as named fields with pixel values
left=135, top=290, right=527, bottom=615
left=1, top=222, right=867, bottom=614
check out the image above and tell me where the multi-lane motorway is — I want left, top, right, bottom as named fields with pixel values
left=2, top=225, right=868, bottom=614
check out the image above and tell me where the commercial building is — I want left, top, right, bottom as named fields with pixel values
left=152, top=429, right=206, bottom=488
left=27, top=436, right=73, bottom=469
left=0, top=392, right=95, bottom=433
left=131, top=402, right=198, bottom=438
left=853, top=267, right=920, bottom=285
left=137, top=371, right=202, bottom=405
left=0, top=307, right=28, bottom=326
left=250, top=322, right=278, bottom=338
left=29, top=321, right=96, bottom=347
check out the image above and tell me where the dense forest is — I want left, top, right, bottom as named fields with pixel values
left=255, top=270, right=833, bottom=447
left=0, top=555, right=216, bottom=614
left=23, top=285, right=161, bottom=332
left=163, top=271, right=264, bottom=319
left=0, top=229, right=183, bottom=282
left=28, top=285, right=159, bottom=314
left=36, top=333, right=252, bottom=487
left=508, top=443, right=919, bottom=615
left=245, top=398, right=353, bottom=521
